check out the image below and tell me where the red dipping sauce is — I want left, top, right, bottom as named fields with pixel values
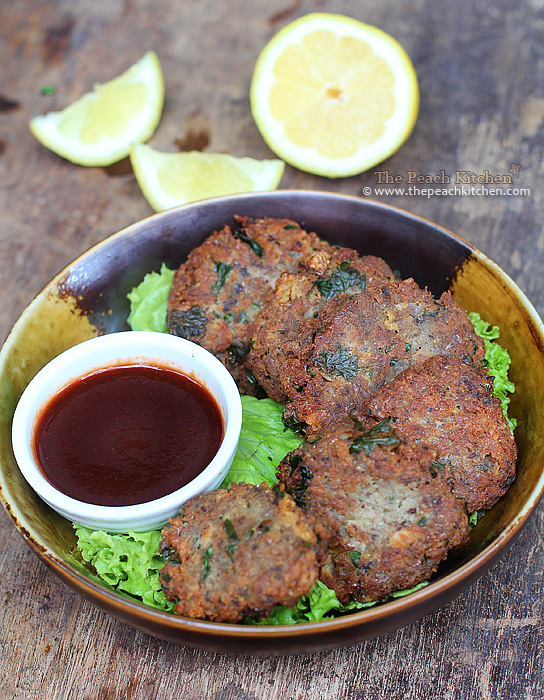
left=33, top=365, right=224, bottom=506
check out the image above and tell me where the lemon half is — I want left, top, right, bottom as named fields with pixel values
left=130, top=143, right=285, bottom=211
left=29, top=51, right=164, bottom=167
left=250, top=13, right=419, bottom=178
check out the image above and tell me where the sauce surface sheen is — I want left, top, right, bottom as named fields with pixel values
left=34, top=364, right=224, bottom=506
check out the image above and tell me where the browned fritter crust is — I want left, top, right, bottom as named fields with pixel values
left=167, top=216, right=329, bottom=394
left=363, top=355, right=517, bottom=513
left=159, top=482, right=327, bottom=622
left=277, top=423, right=470, bottom=604
left=247, top=246, right=395, bottom=403
left=279, top=277, right=485, bottom=436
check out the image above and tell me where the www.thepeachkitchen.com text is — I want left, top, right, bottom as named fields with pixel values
left=363, top=167, right=530, bottom=198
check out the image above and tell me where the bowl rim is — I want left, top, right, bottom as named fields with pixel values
left=2, top=190, right=544, bottom=644
left=35, top=514, right=516, bottom=637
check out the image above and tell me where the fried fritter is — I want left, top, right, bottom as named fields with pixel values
left=247, top=245, right=395, bottom=403
left=363, top=355, right=517, bottom=513
left=279, top=277, right=485, bottom=436
left=167, top=216, right=329, bottom=394
left=159, top=482, right=327, bottom=623
left=277, top=421, right=469, bottom=604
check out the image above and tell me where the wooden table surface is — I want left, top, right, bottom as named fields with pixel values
left=1, top=1, right=543, bottom=698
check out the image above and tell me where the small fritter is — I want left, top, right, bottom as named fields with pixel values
left=363, top=355, right=517, bottom=513
left=247, top=246, right=395, bottom=403
left=280, top=277, right=485, bottom=436
left=159, top=482, right=327, bottom=623
left=167, top=216, right=329, bottom=394
left=278, top=421, right=470, bottom=604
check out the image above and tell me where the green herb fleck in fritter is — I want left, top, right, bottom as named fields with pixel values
left=211, top=261, right=233, bottom=294
left=349, top=418, right=400, bottom=456
left=223, top=519, right=239, bottom=560
left=232, top=227, right=264, bottom=258
left=315, top=261, right=366, bottom=301
left=169, top=305, right=208, bottom=338
left=315, top=346, right=359, bottom=380
left=287, top=454, right=314, bottom=510
left=201, top=546, right=213, bottom=581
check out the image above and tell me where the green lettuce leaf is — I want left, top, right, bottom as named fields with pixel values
left=74, top=525, right=175, bottom=611
left=252, top=580, right=344, bottom=625
left=127, top=264, right=175, bottom=333
left=253, top=579, right=429, bottom=625
left=469, top=312, right=517, bottom=431
left=221, top=395, right=302, bottom=488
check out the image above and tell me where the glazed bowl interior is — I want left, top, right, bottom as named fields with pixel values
left=1, top=191, right=543, bottom=655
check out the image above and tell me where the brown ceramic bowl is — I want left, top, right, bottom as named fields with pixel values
left=2, top=191, right=543, bottom=655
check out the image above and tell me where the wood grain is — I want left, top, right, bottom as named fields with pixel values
left=1, top=0, right=543, bottom=698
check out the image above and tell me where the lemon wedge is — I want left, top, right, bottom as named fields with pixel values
left=129, top=143, right=285, bottom=211
left=29, top=51, right=164, bottom=166
left=250, top=13, right=419, bottom=178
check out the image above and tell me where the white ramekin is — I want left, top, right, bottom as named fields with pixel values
left=11, top=331, right=242, bottom=532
